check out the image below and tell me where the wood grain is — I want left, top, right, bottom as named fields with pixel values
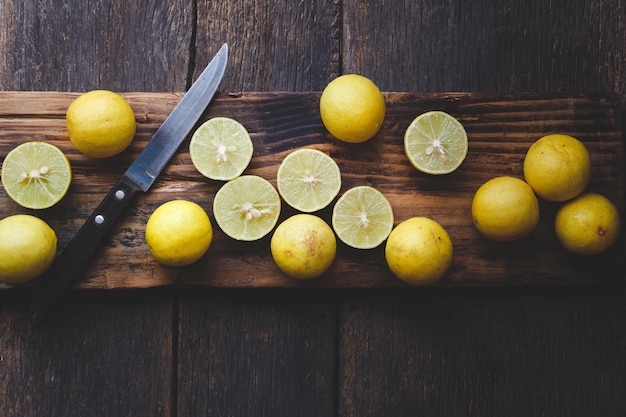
left=1, top=91, right=623, bottom=290
left=338, top=286, right=626, bottom=417
left=176, top=288, right=338, bottom=417
left=0, top=0, right=625, bottom=416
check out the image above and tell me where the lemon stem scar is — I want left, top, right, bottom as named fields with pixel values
left=17, top=165, right=51, bottom=183
left=236, top=203, right=273, bottom=221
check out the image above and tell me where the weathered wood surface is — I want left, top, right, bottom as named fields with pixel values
left=2, top=0, right=626, bottom=416
left=1, top=91, right=622, bottom=289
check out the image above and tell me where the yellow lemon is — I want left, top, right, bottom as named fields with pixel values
left=270, top=214, right=336, bottom=280
left=319, top=74, right=386, bottom=143
left=472, top=176, right=540, bottom=242
left=66, top=90, right=136, bottom=158
left=0, top=214, right=57, bottom=284
left=385, top=217, right=453, bottom=285
left=555, top=193, right=621, bottom=256
left=523, top=134, right=591, bottom=202
left=145, top=200, right=213, bottom=266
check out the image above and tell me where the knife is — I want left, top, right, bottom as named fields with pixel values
left=30, top=43, right=228, bottom=325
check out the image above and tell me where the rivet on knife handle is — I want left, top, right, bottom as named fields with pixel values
left=30, top=176, right=141, bottom=324
left=30, top=43, right=228, bottom=324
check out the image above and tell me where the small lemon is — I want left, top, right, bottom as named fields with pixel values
left=523, top=134, right=591, bottom=202
left=555, top=193, right=621, bottom=256
left=145, top=200, right=213, bottom=266
left=66, top=90, right=136, bottom=158
left=472, top=176, right=540, bottom=242
left=270, top=214, right=336, bottom=280
left=385, top=217, right=453, bottom=285
left=319, top=74, right=386, bottom=143
left=0, top=214, right=57, bottom=284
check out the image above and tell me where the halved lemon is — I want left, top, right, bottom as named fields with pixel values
left=1, top=141, right=72, bottom=209
left=213, top=175, right=281, bottom=241
left=404, top=111, right=468, bottom=175
left=276, top=148, right=341, bottom=212
left=189, top=117, right=254, bottom=181
left=332, top=185, right=394, bottom=249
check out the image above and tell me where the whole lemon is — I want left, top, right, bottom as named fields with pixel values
left=145, top=200, right=213, bottom=266
left=472, top=176, right=540, bottom=242
left=0, top=214, right=57, bottom=283
left=66, top=90, right=136, bottom=158
left=523, top=134, right=591, bottom=202
left=555, top=193, right=621, bottom=256
left=319, top=74, right=386, bottom=143
left=385, top=217, right=453, bottom=285
left=270, top=214, right=336, bottom=279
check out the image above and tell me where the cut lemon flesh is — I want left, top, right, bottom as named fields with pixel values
left=213, top=175, right=281, bottom=241
left=190, top=117, right=254, bottom=181
left=332, top=185, right=394, bottom=249
left=404, top=111, right=468, bottom=175
left=277, top=148, right=341, bottom=212
left=1, top=141, right=72, bottom=209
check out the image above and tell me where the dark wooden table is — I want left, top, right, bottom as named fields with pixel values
left=1, top=1, right=625, bottom=416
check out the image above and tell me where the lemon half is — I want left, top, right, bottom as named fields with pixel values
left=277, top=148, right=341, bottom=213
left=404, top=111, right=468, bottom=175
left=213, top=175, right=281, bottom=241
left=1, top=141, right=72, bottom=209
left=332, top=186, right=394, bottom=249
left=190, top=117, right=254, bottom=181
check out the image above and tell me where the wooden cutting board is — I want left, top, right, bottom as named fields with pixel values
left=0, top=91, right=624, bottom=289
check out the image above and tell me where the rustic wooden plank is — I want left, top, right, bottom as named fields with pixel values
left=0, top=288, right=174, bottom=416
left=0, top=1, right=624, bottom=417
left=343, top=0, right=625, bottom=95
left=0, top=1, right=193, bottom=92
left=339, top=1, right=626, bottom=417
left=0, top=1, right=191, bottom=417
left=176, top=5, right=342, bottom=417
left=196, top=0, right=342, bottom=91
left=1, top=91, right=623, bottom=290
left=338, top=287, right=626, bottom=417
left=176, top=288, right=338, bottom=417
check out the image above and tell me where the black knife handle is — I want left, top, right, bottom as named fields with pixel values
left=30, top=174, right=142, bottom=324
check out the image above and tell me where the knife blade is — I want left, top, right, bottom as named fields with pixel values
left=30, top=43, right=228, bottom=325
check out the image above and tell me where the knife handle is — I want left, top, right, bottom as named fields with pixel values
left=30, top=175, right=142, bottom=324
